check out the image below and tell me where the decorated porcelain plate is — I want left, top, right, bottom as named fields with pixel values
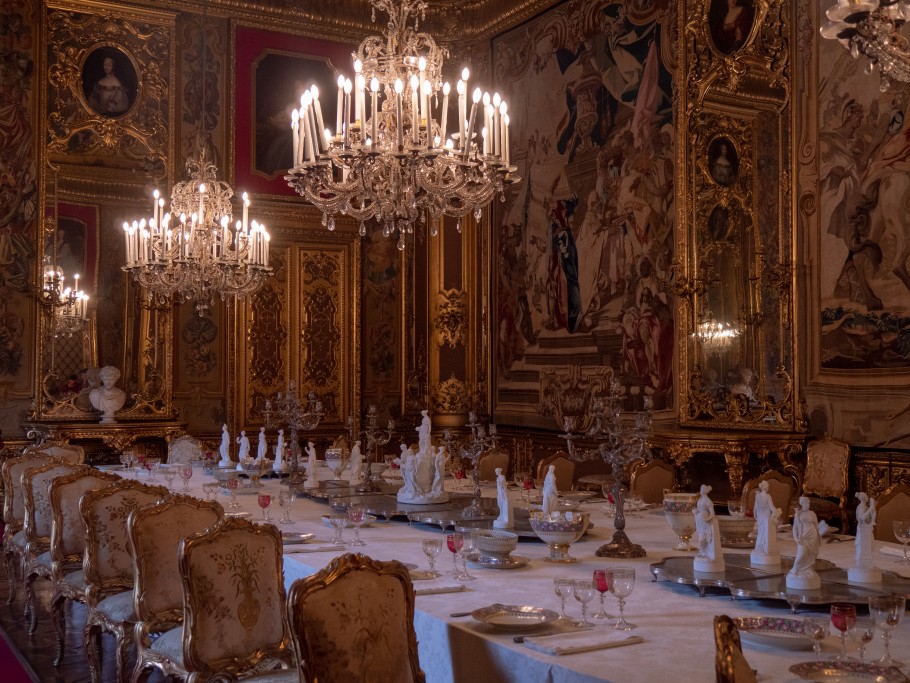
left=466, top=554, right=531, bottom=570
left=281, top=532, right=316, bottom=545
left=224, top=510, right=251, bottom=519
left=733, top=617, right=810, bottom=650
left=471, top=604, right=559, bottom=631
left=320, top=514, right=377, bottom=528
left=789, top=661, right=909, bottom=682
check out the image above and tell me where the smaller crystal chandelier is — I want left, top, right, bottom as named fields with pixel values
left=39, top=256, right=89, bottom=338
left=285, top=0, right=519, bottom=249
left=695, top=317, right=739, bottom=356
left=821, top=0, right=910, bottom=90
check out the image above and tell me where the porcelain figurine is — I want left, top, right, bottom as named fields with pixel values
left=236, top=430, right=250, bottom=462
left=397, top=417, right=448, bottom=504
left=303, top=441, right=318, bottom=487
left=272, top=429, right=286, bottom=472
left=349, top=440, right=363, bottom=484
left=256, top=427, right=267, bottom=461
left=750, top=480, right=781, bottom=567
left=417, top=409, right=432, bottom=455
left=694, top=484, right=725, bottom=572
left=787, top=496, right=821, bottom=589
left=493, top=467, right=514, bottom=529
left=848, top=492, right=882, bottom=584
left=89, top=365, right=127, bottom=424
left=431, top=446, right=445, bottom=496
left=541, top=464, right=558, bottom=516
left=218, top=423, right=232, bottom=467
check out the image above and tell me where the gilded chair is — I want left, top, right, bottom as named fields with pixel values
left=140, top=517, right=297, bottom=683
left=536, top=451, right=576, bottom=492
left=81, top=480, right=169, bottom=683
left=873, top=482, right=910, bottom=543
left=27, top=440, right=86, bottom=465
left=714, top=615, right=756, bottom=683
left=288, top=553, right=424, bottom=683
left=168, top=435, right=203, bottom=465
left=630, top=459, right=676, bottom=504
left=49, top=468, right=121, bottom=665
left=801, top=437, right=850, bottom=528
left=2, top=451, right=61, bottom=603
left=22, top=461, right=84, bottom=631
left=741, top=470, right=796, bottom=519
left=477, top=449, right=510, bottom=481
left=129, top=494, right=223, bottom=683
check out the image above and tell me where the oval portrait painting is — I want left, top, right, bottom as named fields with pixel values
left=81, top=46, right=138, bottom=117
left=707, top=136, right=738, bottom=186
left=709, top=0, right=755, bottom=54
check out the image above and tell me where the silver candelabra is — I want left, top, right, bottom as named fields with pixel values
left=443, top=412, right=498, bottom=519
left=561, top=379, right=653, bottom=558
left=262, top=381, right=324, bottom=487
left=346, top=404, right=395, bottom=491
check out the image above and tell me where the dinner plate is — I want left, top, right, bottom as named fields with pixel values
left=224, top=511, right=251, bottom=519
left=732, top=617, right=810, bottom=650
left=471, top=604, right=559, bottom=631
left=466, top=554, right=531, bottom=570
left=789, top=660, right=909, bottom=682
left=320, top=514, right=377, bottom=528
left=281, top=532, right=316, bottom=545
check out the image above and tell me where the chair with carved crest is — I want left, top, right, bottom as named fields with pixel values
left=714, top=615, right=757, bottom=683
left=81, top=479, right=169, bottom=683
left=137, top=516, right=297, bottom=683
left=22, top=461, right=85, bottom=631
left=536, top=451, right=576, bottom=492
left=129, top=494, right=223, bottom=683
left=27, top=440, right=86, bottom=465
left=288, top=553, right=424, bottom=683
left=741, top=470, right=796, bottom=520
left=873, top=482, right=910, bottom=543
left=49, top=468, right=121, bottom=666
left=3, top=451, right=64, bottom=604
left=801, top=436, right=850, bottom=529
left=630, top=459, right=676, bottom=505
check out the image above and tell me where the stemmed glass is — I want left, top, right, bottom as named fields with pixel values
left=592, top=570, right=613, bottom=622
left=453, top=467, right=466, bottom=491
left=162, top=467, right=177, bottom=492
left=278, top=490, right=295, bottom=524
left=119, top=452, right=131, bottom=471
left=457, top=531, right=476, bottom=581
left=225, top=477, right=241, bottom=508
left=146, top=458, right=161, bottom=481
left=607, top=568, right=636, bottom=630
left=329, top=513, right=348, bottom=545
left=202, top=482, right=219, bottom=501
left=572, top=579, right=596, bottom=626
left=325, top=449, right=346, bottom=480
left=830, top=603, right=856, bottom=660
left=422, top=539, right=442, bottom=577
left=848, top=618, right=875, bottom=661
left=257, top=494, right=272, bottom=521
left=347, top=506, right=367, bottom=546
left=803, top=616, right=830, bottom=661
left=553, top=577, right=574, bottom=622
left=179, top=465, right=193, bottom=491
left=869, top=594, right=905, bottom=666
left=893, top=520, right=910, bottom=563
left=446, top=533, right=464, bottom=580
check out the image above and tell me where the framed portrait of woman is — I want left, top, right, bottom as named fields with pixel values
left=707, top=136, right=739, bottom=186
left=708, top=0, right=755, bottom=54
left=80, top=46, right=138, bottom=118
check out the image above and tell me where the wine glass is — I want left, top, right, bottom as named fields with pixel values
left=202, top=482, right=219, bottom=501
left=179, top=465, right=193, bottom=491
left=893, top=520, right=910, bottom=563
left=869, top=594, right=905, bottom=666
left=457, top=531, right=476, bottom=581
left=119, top=452, right=131, bottom=471
left=446, top=533, right=464, bottom=580
left=329, top=513, right=348, bottom=545
left=803, top=616, right=830, bottom=661
left=592, top=569, right=613, bottom=622
left=453, top=467, right=466, bottom=490
left=572, top=579, right=596, bottom=626
left=162, top=467, right=176, bottom=492
left=848, top=617, right=875, bottom=662
left=325, top=449, right=346, bottom=480
left=225, top=477, right=240, bottom=509
left=257, top=494, right=272, bottom=521
left=601, top=484, right=615, bottom=517
left=347, top=506, right=367, bottom=546
left=278, top=490, right=295, bottom=524
left=553, top=577, right=574, bottom=622
left=146, top=457, right=161, bottom=481
left=607, top=568, right=636, bottom=630
left=830, top=603, right=857, bottom=660
left=727, top=500, right=743, bottom=518
left=422, top=539, right=441, bottom=577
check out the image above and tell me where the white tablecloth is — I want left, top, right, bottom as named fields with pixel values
left=122, top=466, right=910, bottom=683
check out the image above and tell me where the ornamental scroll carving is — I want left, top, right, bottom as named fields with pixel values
left=433, top=375, right=469, bottom=414
left=301, top=251, right=342, bottom=414
left=434, top=289, right=466, bottom=349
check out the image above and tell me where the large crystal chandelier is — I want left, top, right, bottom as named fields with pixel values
left=821, top=0, right=910, bottom=90
left=285, top=0, right=519, bottom=249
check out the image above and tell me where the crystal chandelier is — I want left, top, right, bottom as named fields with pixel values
left=695, top=318, right=739, bottom=356
left=39, top=256, right=89, bottom=338
left=285, top=0, right=519, bottom=249
left=821, top=0, right=910, bottom=90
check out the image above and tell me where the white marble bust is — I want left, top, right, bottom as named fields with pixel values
left=89, top=365, right=126, bottom=423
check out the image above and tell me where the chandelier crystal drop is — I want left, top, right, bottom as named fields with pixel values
left=821, top=0, right=910, bottom=90
left=285, top=0, right=520, bottom=248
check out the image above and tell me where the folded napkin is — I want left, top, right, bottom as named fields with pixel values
left=522, top=630, right=644, bottom=656
left=415, top=584, right=467, bottom=596
left=879, top=545, right=909, bottom=559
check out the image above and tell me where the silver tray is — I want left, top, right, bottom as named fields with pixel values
left=466, top=553, right=531, bottom=570
left=789, top=660, right=909, bottom=682
left=471, top=604, right=559, bottom=631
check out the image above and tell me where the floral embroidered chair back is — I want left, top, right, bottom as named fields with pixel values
left=873, top=482, right=910, bottom=543
left=168, top=435, right=203, bottom=465
left=80, top=480, right=169, bottom=601
left=3, top=453, right=60, bottom=530
left=178, top=517, right=295, bottom=677
left=288, top=553, right=425, bottom=683
left=29, top=441, right=85, bottom=465
left=50, top=469, right=121, bottom=571
left=802, top=437, right=850, bottom=527
left=714, top=614, right=756, bottom=683
left=22, top=462, right=85, bottom=550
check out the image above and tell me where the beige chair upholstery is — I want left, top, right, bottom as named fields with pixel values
left=168, top=435, right=203, bottom=465
left=29, top=441, right=86, bottom=465
left=22, top=461, right=84, bottom=631
left=154, top=517, right=296, bottom=683
left=49, top=468, right=120, bottom=666
left=630, top=459, right=676, bottom=504
left=714, top=615, right=756, bottom=683
left=802, top=437, right=850, bottom=528
left=289, top=553, right=424, bottom=683
left=129, top=494, right=223, bottom=683
left=477, top=449, right=510, bottom=482
left=873, top=482, right=910, bottom=543
left=536, top=452, right=576, bottom=492
left=81, top=480, right=169, bottom=683
left=741, top=470, right=796, bottom=520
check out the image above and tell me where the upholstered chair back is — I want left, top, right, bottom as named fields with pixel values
left=289, top=552, right=424, bottom=683
left=168, top=435, right=203, bottom=465
left=80, top=480, right=169, bottom=598
left=631, top=459, right=676, bottom=504
left=22, top=463, right=85, bottom=548
left=179, top=517, right=294, bottom=675
left=128, top=494, right=222, bottom=627
left=3, top=453, right=59, bottom=528
left=536, top=451, right=576, bottom=491
left=477, top=450, right=510, bottom=481
left=873, top=482, right=910, bottom=543
left=32, top=442, right=85, bottom=465
left=714, top=615, right=756, bottom=683
left=49, top=469, right=120, bottom=566
left=741, top=470, right=796, bottom=519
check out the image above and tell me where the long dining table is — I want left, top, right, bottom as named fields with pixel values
left=117, top=464, right=910, bottom=683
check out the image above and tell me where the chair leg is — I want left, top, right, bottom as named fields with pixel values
left=115, top=630, right=134, bottom=683
left=25, top=572, right=38, bottom=633
left=4, top=550, right=18, bottom=604
left=83, top=622, right=103, bottom=683
left=52, top=593, right=67, bottom=666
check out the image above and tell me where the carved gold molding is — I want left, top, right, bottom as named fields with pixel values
left=434, top=289, right=466, bottom=350
left=433, top=374, right=469, bottom=414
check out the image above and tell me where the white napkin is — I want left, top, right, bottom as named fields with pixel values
left=522, top=630, right=644, bottom=655
left=879, top=545, right=908, bottom=559
left=415, top=584, right=467, bottom=596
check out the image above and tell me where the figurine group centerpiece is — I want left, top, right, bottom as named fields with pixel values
left=396, top=410, right=449, bottom=505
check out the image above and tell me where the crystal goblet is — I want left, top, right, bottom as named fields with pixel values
left=572, top=579, right=596, bottom=626
left=592, top=569, right=614, bottom=622
left=278, top=490, right=295, bottom=524
left=162, top=467, right=176, bottom=492
left=893, top=520, right=910, bottom=564
left=225, top=477, right=240, bottom=509
left=257, top=494, right=272, bottom=521
left=830, top=603, right=856, bottom=660
left=869, top=593, right=905, bottom=666
left=803, top=616, right=830, bottom=661
left=328, top=513, right=348, bottom=545
left=446, top=533, right=464, bottom=580
left=848, top=617, right=875, bottom=661
left=347, top=506, right=367, bottom=546
left=202, top=482, right=219, bottom=501
left=179, top=465, right=193, bottom=490
left=553, top=577, right=574, bottom=623
left=607, top=567, right=636, bottom=630
left=422, top=539, right=441, bottom=577
left=457, top=530, right=476, bottom=581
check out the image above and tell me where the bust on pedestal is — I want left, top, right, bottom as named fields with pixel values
left=693, top=484, right=725, bottom=573
left=787, top=496, right=821, bottom=589
left=848, top=492, right=882, bottom=584
left=750, top=480, right=782, bottom=567
left=89, top=366, right=126, bottom=424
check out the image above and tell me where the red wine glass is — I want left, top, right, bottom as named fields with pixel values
left=592, top=569, right=613, bottom=622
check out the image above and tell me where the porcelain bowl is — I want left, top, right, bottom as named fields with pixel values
left=474, top=529, right=519, bottom=561
left=529, top=511, right=590, bottom=562
left=717, top=515, right=756, bottom=545
left=213, top=468, right=240, bottom=483
left=663, top=493, right=698, bottom=551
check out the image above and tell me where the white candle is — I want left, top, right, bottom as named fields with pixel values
left=371, top=77, right=379, bottom=149
left=395, top=79, right=404, bottom=149
left=504, top=113, right=510, bottom=165
left=422, top=80, right=432, bottom=148
left=482, top=92, right=491, bottom=155
left=355, top=72, right=366, bottom=128
left=336, top=75, right=344, bottom=136
left=311, top=85, right=325, bottom=152
left=457, top=80, right=466, bottom=152
left=464, top=88, right=481, bottom=159
left=493, top=93, right=501, bottom=157
left=291, top=110, right=300, bottom=166
left=410, top=75, right=419, bottom=144
left=418, top=56, right=427, bottom=125
left=343, top=79, right=352, bottom=148
left=441, top=82, right=450, bottom=148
